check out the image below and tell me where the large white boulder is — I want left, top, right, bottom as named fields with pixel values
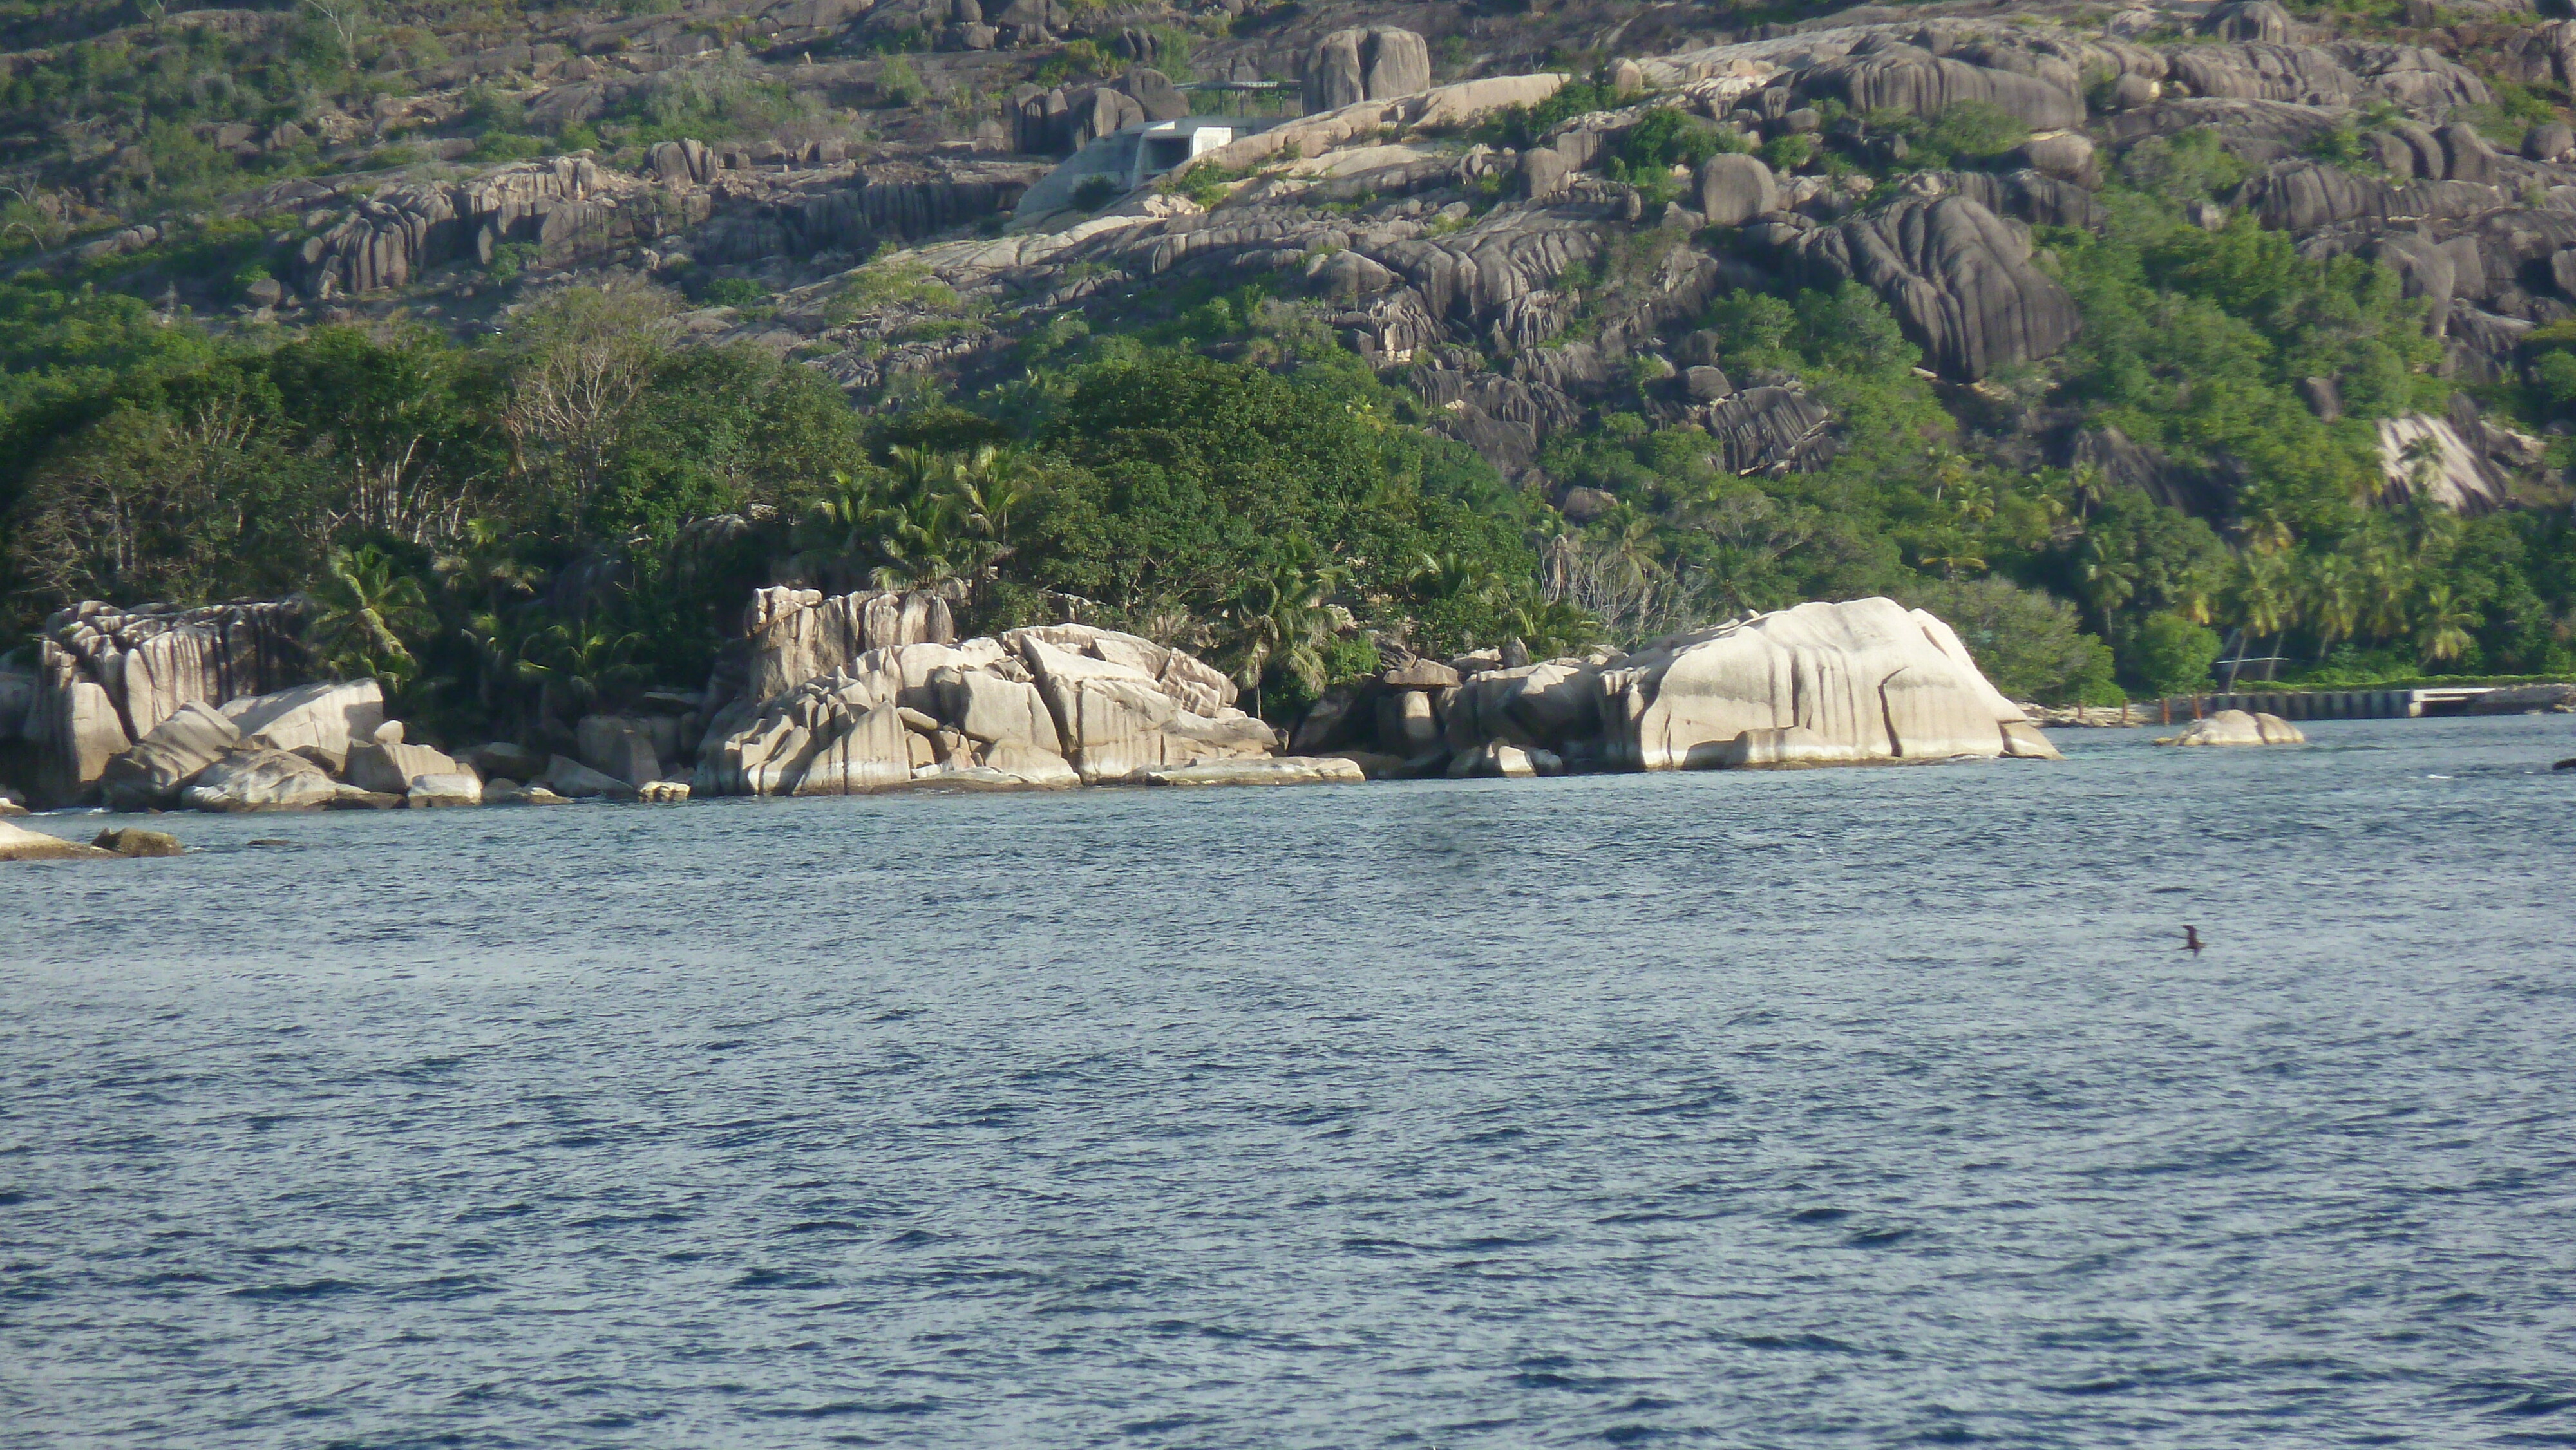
left=32, top=677, right=130, bottom=806
left=407, top=773, right=485, bottom=807
left=574, top=714, right=661, bottom=786
left=538, top=755, right=642, bottom=798
left=2160, top=709, right=2306, bottom=746
left=345, top=740, right=465, bottom=795
left=1595, top=598, right=2050, bottom=769
left=221, top=680, right=385, bottom=773
left=0, top=819, right=113, bottom=860
left=182, top=748, right=343, bottom=811
left=792, top=704, right=913, bottom=795
left=931, top=666, right=1063, bottom=754
left=99, top=701, right=242, bottom=810
left=1143, top=757, right=1367, bottom=786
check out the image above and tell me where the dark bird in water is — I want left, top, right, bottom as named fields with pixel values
left=2183, top=925, right=2204, bottom=955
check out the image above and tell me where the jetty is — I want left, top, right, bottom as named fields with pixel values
left=2149, top=688, right=2497, bottom=722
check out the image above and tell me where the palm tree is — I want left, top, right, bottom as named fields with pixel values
left=1213, top=558, right=1341, bottom=718
left=2302, top=552, right=2360, bottom=662
left=948, top=446, right=1030, bottom=578
left=520, top=616, right=650, bottom=721
left=2414, top=583, right=2479, bottom=668
left=870, top=488, right=973, bottom=591
left=431, top=518, right=543, bottom=610
left=2078, top=531, right=2139, bottom=621
left=308, top=544, right=436, bottom=684
left=2358, top=541, right=2412, bottom=643
left=1408, top=551, right=1500, bottom=612
left=1497, top=582, right=1603, bottom=660
left=2228, top=547, right=2293, bottom=684
left=2396, top=432, right=2444, bottom=504
left=2069, top=462, right=2108, bottom=520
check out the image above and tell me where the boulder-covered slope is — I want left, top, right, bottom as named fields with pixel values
left=15, top=0, right=2574, bottom=511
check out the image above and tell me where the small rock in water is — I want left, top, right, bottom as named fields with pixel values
left=91, top=827, right=183, bottom=858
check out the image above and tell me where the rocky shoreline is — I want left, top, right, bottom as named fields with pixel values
left=1, top=592, right=2057, bottom=833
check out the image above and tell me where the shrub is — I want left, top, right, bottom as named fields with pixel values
left=1920, top=100, right=2029, bottom=165
left=2127, top=611, right=2224, bottom=695
left=1761, top=133, right=1815, bottom=172
left=699, top=276, right=770, bottom=309
left=877, top=55, right=927, bottom=108
left=469, top=132, right=549, bottom=164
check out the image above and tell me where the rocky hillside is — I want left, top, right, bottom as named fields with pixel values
left=5, top=0, right=2576, bottom=717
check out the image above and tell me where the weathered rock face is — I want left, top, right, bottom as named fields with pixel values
left=1284, top=599, right=2050, bottom=777
left=23, top=598, right=310, bottom=805
left=99, top=702, right=242, bottom=812
left=220, top=681, right=388, bottom=775
left=693, top=159, right=1044, bottom=262
left=2376, top=413, right=2510, bottom=513
left=743, top=585, right=958, bottom=710
left=2161, top=709, right=2307, bottom=746
left=1597, top=598, right=2054, bottom=769
left=346, top=739, right=468, bottom=796
left=574, top=715, right=662, bottom=786
left=1696, top=153, right=1779, bottom=227
left=695, top=594, right=1264, bottom=795
left=1790, top=44, right=2087, bottom=131
left=182, top=748, right=345, bottom=811
left=1014, top=70, right=1191, bottom=156
left=28, top=678, right=129, bottom=811
left=1788, top=194, right=2080, bottom=381
left=1302, top=28, right=1432, bottom=113
left=294, top=158, right=699, bottom=298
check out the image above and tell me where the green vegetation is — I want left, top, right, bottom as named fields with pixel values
left=1514, top=140, right=2575, bottom=700
left=0, top=275, right=1548, bottom=732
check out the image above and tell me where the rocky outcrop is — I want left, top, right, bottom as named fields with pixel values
left=2159, top=709, right=2306, bottom=745
left=296, top=158, right=706, bottom=298
left=534, top=755, right=640, bottom=799
left=2378, top=413, right=2510, bottom=513
left=20, top=598, right=316, bottom=806
left=181, top=747, right=346, bottom=811
left=573, top=714, right=662, bottom=786
left=1012, top=69, right=1193, bottom=155
left=1790, top=42, right=2086, bottom=131
left=695, top=599, right=1272, bottom=795
left=1302, top=27, right=1433, bottom=113
left=1289, top=598, right=2053, bottom=775
left=1787, top=194, right=2080, bottom=381
left=92, top=827, right=183, bottom=857
left=220, top=681, right=387, bottom=775
left=0, top=819, right=113, bottom=862
left=1702, top=387, right=1834, bottom=475
left=742, top=585, right=958, bottom=708
left=35, top=599, right=305, bottom=740
left=694, top=160, right=1041, bottom=263
left=1696, top=153, right=1778, bottom=227
left=1596, top=599, right=2058, bottom=769
left=98, top=702, right=240, bottom=811
left=346, top=737, right=471, bottom=795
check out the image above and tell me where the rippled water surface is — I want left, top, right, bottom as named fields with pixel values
left=5, top=715, right=2575, bottom=1448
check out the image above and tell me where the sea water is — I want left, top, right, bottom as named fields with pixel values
left=4, top=715, right=2573, bottom=1447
